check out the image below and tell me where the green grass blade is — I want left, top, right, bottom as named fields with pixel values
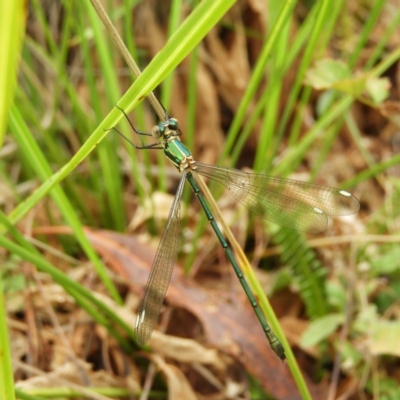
left=0, top=278, right=15, bottom=400
left=0, top=0, right=25, bottom=147
left=7, top=105, right=122, bottom=304
left=195, top=176, right=312, bottom=400
left=3, top=0, right=236, bottom=231
left=15, top=388, right=48, bottom=400
left=275, top=0, right=334, bottom=147
left=161, top=0, right=183, bottom=111
left=287, top=0, right=343, bottom=150
left=274, top=95, right=354, bottom=176
left=85, top=2, right=125, bottom=231
left=157, top=0, right=183, bottom=192
left=343, top=153, right=400, bottom=189
left=220, top=0, right=296, bottom=164
left=348, top=0, right=386, bottom=68
left=0, top=216, right=135, bottom=351
left=119, top=0, right=236, bottom=112
left=365, top=8, right=400, bottom=70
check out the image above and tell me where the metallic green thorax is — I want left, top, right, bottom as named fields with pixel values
left=153, top=119, right=193, bottom=171
left=164, top=138, right=192, bottom=170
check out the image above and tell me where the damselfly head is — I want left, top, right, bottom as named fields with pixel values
left=168, top=118, right=179, bottom=131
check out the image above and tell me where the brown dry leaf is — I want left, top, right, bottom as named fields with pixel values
left=85, top=228, right=329, bottom=400
left=68, top=313, right=94, bottom=359
left=137, top=2, right=166, bottom=56
left=0, top=179, right=14, bottom=208
left=129, top=191, right=184, bottom=231
left=16, top=360, right=119, bottom=389
left=14, top=360, right=136, bottom=400
left=380, top=100, right=400, bottom=128
left=91, top=290, right=224, bottom=369
left=205, top=26, right=250, bottom=113
left=191, top=61, right=225, bottom=165
left=111, top=348, right=142, bottom=386
left=129, top=2, right=226, bottom=164
left=30, top=283, right=75, bottom=311
left=136, top=2, right=189, bottom=130
left=149, top=332, right=224, bottom=369
left=247, top=0, right=267, bottom=14
left=10, top=330, right=28, bottom=362
left=152, top=355, right=198, bottom=400
left=203, top=20, right=262, bottom=152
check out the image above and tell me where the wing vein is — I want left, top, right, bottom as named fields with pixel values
left=135, top=170, right=187, bottom=345
left=194, top=162, right=359, bottom=233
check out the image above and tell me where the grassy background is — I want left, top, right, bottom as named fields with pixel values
left=2, top=0, right=400, bottom=399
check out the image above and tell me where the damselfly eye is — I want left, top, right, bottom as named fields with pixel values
left=151, top=125, right=162, bottom=138
left=168, top=118, right=179, bottom=131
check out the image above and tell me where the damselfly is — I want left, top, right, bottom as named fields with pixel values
left=111, top=106, right=360, bottom=360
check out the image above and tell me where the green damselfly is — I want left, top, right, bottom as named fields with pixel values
left=111, top=106, right=360, bottom=360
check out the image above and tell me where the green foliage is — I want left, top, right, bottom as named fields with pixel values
left=2, top=0, right=400, bottom=398
left=0, top=255, right=26, bottom=293
left=366, top=377, right=400, bottom=400
left=272, top=227, right=329, bottom=318
left=301, top=313, right=345, bottom=348
left=304, top=58, right=390, bottom=104
left=248, top=373, right=276, bottom=400
left=370, top=246, right=400, bottom=275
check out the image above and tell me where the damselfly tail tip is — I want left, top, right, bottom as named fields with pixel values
left=271, top=342, right=286, bottom=361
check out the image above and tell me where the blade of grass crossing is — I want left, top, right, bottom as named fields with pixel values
left=14, top=389, right=47, bottom=400
left=194, top=176, right=312, bottom=400
left=187, top=0, right=297, bottom=270
left=365, top=8, right=400, bottom=70
left=343, top=153, right=400, bottom=189
left=274, top=95, right=354, bottom=176
left=182, top=2, right=199, bottom=209
left=275, top=0, right=332, bottom=148
left=0, top=277, right=15, bottom=400
left=287, top=0, right=343, bottom=149
left=157, top=0, right=184, bottom=192
left=85, top=2, right=125, bottom=231
left=309, top=124, right=342, bottom=182
left=0, top=0, right=25, bottom=147
left=75, top=6, right=108, bottom=210
left=121, top=0, right=152, bottom=203
left=254, top=1, right=292, bottom=172
left=161, top=0, right=183, bottom=110
left=1, top=0, right=239, bottom=269
left=219, top=0, right=296, bottom=165
left=0, top=209, right=135, bottom=351
left=8, top=105, right=122, bottom=304
left=275, top=47, right=400, bottom=178
left=348, top=0, right=386, bottom=69
left=231, top=88, right=270, bottom=168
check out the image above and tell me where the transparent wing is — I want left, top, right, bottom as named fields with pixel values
left=135, top=170, right=187, bottom=345
left=193, top=162, right=359, bottom=233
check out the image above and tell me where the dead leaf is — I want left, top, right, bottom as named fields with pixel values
left=149, top=332, right=224, bottom=369
left=85, top=228, right=329, bottom=400
left=152, top=355, right=198, bottom=400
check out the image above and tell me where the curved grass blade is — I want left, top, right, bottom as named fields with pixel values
left=194, top=162, right=360, bottom=233
left=135, top=170, right=187, bottom=345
